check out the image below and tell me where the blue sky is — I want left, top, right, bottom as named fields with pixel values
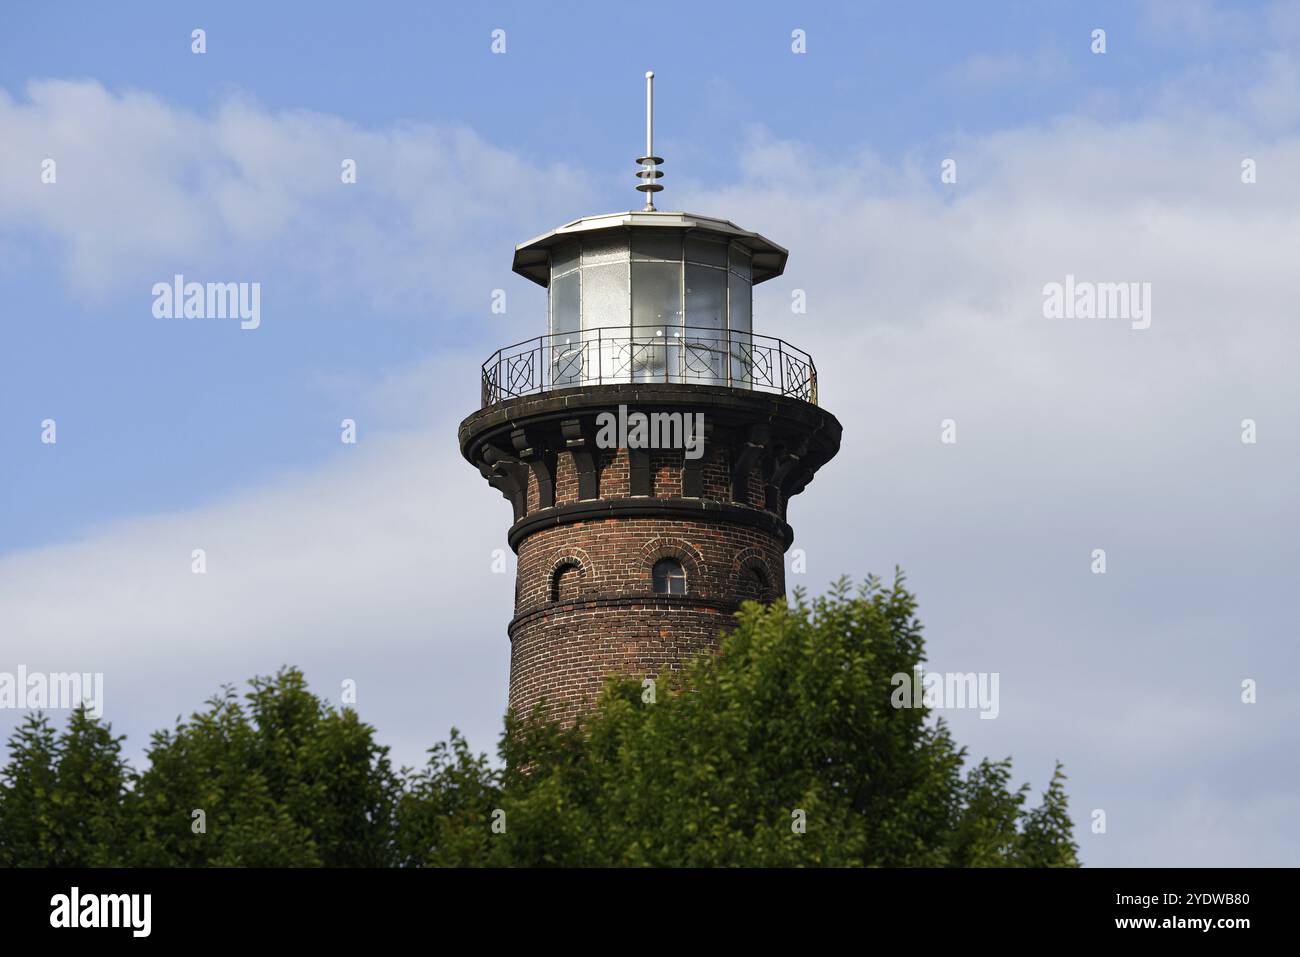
left=0, top=0, right=1275, bottom=547
left=2, top=0, right=1298, bottom=866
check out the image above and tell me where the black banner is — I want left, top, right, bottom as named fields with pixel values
left=0, top=867, right=1284, bottom=942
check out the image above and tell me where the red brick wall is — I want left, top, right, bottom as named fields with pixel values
left=651, top=450, right=682, bottom=497
left=509, top=596, right=737, bottom=720
left=507, top=444, right=786, bottom=717
left=514, top=516, right=783, bottom=615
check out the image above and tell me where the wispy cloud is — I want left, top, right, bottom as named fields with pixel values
left=0, top=352, right=517, bottom=769
left=0, top=80, right=588, bottom=311
left=948, top=49, right=1067, bottom=90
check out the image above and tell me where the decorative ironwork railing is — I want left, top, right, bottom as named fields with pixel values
left=480, top=326, right=818, bottom=408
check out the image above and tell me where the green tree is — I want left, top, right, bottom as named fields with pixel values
left=0, top=577, right=1080, bottom=868
left=395, top=731, right=502, bottom=867
left=130, top=669, right=400, bottom=866
left=1017, top=764, right=1080, bottom=867
left=0, top=708, right=132, bottom=866
left=434, top=575, right=1080, bottom=867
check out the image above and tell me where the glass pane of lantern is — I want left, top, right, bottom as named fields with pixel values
left=632, top=261, right=682, bottom=333
left=728, top=243, right=752, bottom=281
left=728, top=272, right=751, bottom=334
left=685, top=237, right=728, bottom=267
left=552, top=240, right=580, bottom=278
left=582, top=234, right=629, bottom=266
left=632, top=233, right=683, bottom=262
left=728, top=272, right=753, bottom=387
left=685, top=265, right=727, bottom=385
left=581, top=262, right=630, bottom=330
left=582, top=262, right=630, bottom=383
left=631, top=261, right=680, bottom=382
left=685, top=264, right=726, bottom=330
left=551, top=270, right=580, bottom=338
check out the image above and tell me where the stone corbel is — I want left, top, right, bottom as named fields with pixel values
left=482, top=445, right=529, bottom=521
left=628, top=447, right=652, bottom=497
left=511, top=427, right=557, bottom=509
left=681, top=419, right=711, bottom=498
left=768, top=437, right=811, bottom=517
left=560, top=417, right=599, bottom=500
left=731, top=423, right=770, bottom=503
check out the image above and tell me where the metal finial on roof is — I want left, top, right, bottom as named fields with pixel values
left=635, top=71, right=663, bottom=211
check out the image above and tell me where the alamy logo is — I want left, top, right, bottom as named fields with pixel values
left=890, top=666, right=1000, bottom=720
left=0, top=667, right=103, bottom=718
left=595, top=405, right=704, bottom=460
left=152, top=274, right=261, bottom=330
left=50, top=887, right=151, bottom=937
left=1042, top=274, right=1151, bottom=330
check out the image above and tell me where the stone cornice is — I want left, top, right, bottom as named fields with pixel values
left=508, top=591, right=742, bottom=638
left=507, top=497, right=795, bottom=552
left=458, top=384, right=841, bottom=533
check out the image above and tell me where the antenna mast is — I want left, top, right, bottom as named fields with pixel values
left=635, top=71, right=664, bottom=211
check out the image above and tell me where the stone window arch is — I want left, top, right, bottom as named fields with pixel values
left=640, top=537, right=707, bottom=598
left=547, top=549, right=593, bottom=603
left=732, top=548, right=778, bottom=604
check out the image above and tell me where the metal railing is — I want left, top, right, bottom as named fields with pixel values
left=480, top=325, right=817, bottom=408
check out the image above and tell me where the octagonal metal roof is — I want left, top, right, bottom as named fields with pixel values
left=511, top=210, right=789, bottom=287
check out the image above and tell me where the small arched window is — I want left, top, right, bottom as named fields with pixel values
left=652, top=558, right=687, bottom=595
left=551, top=563, right=582, bottom=602
left=737, top=565, right=768, bottom=603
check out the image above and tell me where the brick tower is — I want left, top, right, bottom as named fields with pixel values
left=459, top=73, right=840, bottom=718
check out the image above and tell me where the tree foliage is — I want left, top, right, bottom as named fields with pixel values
left=0, top=576, right=1079, bottom=867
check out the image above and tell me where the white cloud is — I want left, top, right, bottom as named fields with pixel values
left=0, top=352, right=517, bottom=770
left=676, top=73, right=1300, bottom=865
left=1141, top=0, right=1256, bottom=47
left=0, top=79, right=587, bottom=311
left=948, top=50, right=1067, bottom=90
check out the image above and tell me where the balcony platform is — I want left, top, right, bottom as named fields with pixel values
left=479, top=325, right=818, bottom=409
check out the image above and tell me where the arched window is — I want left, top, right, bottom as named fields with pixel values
left=737, top=564, right=768, bottom=603
left=652, top=558, right=687, bottom=595
left=551, top=563, right=582, bottom=602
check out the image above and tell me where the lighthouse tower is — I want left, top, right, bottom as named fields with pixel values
left=459, top=73, right=841, bottom=719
